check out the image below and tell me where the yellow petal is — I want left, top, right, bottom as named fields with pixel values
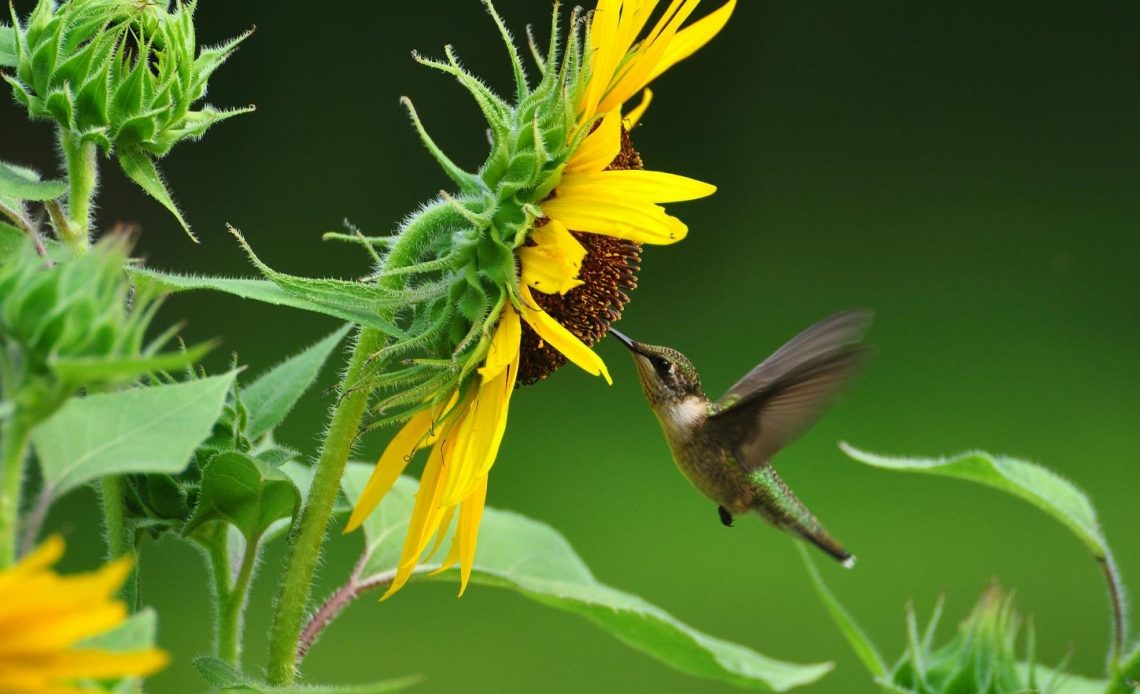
left=650, top=0, right=736, bottom=84
left=21, top=648, right=169, bottom=679
left=381, top=436, right=449, bottom=599
left=624, top=88, right=654, bottom=129
left=543, top=190, right=688, bottom=244
left=565, top=111, right=622, bottom=175
left=343, top=406, right=438, bottom=533
left=556, top=169, right=717, bottom=203
left=517, top=284, right=613, bottom=384
left=478, top=308, right=521, bottom=381
left=442, top=318, right=520, bottom=506
left=519, top=221, right=588, bottom=296
left=456, top=476, right=489, bottom=597
left=598, top=0, right=700, bottom=114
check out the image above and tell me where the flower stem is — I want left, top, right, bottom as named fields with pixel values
left=219, top=535, right=259, bottom=666
left=1106, top=643, right=1140, bottom=694
left=0, top=416, right=32, bottom=569
left=59, top=130, right=98, bottom=252
left=100, top=476, right=138, bottom=609
left=265, top=200, right=461, bottom=685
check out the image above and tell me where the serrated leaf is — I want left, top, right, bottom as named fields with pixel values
left=32, top=372, right=237, bottom=501
left=184, top=451, right=300, bottom=542
left=794, top=543, right=887, bottom=679
left=117, top=147, right=193, bottom=239
left=0, top=160, right=67, bottom=201
left=194, top=656, right=420, bottom=694
left=130, top=268, right=407, bottom=339
left=243, top=324, right=351, bottom=439
left=342, top=467, right=832, bottom=692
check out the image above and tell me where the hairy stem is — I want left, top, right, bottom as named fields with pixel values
left=59, top=130, right=98, bottom=252
left=0, top=416, right=32, bottom=568
left=265, top=201, right=461, bottom=684
left=219, top=535, right=259, bottom=666
left=100, top=476, right=137, bottom=609
left=0, top=200, right=47, bottom=257
left=1102, top=553, right=1129, bottom=672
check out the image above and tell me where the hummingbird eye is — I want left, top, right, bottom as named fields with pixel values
left=650, top=355, right=672, bottom=379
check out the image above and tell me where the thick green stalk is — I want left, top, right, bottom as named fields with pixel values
left=219, top=536, right=260, bottom=666
left=59, top=130, right=98, bottom=252
left=0, top=416, right=32, bottom=568
left=100, top=476, right=137, bottom=608
left=265, top=201, right=460, bottom=684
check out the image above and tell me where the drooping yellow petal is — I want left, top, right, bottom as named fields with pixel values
left=624, top=88, right=654, bottom=129
left=555, top=169, right=717, bottom=203
left=344, top=406, right=438, bottom=533
left=442, top=312, right=521, bottom=505
left=381, top=431, right=451, bottom=599
left=564, top=111, right=622, bottom=176
left=518, top=221, right=588, bottom=295
left=478, top=305, right=521, bottom=381
left=456, top=476, right=489, bottom=596
left=517, top=284, right=612, bottom=384
left=649, top=0, right=736, bottom=84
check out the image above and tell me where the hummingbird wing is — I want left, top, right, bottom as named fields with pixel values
left=706, top=310, right=872, bottom=469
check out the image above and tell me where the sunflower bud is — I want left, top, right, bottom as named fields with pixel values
left=0, top=236, right=201, bottom=419
left=4, top=0, right=252, bottom=237
left=890, top=586, right=1049, bottom=694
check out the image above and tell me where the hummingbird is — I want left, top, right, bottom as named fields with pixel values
left=610, top=309, right=872, bottom=568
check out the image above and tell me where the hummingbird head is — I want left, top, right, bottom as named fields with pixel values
left=609, top=328, right=704, bottom=405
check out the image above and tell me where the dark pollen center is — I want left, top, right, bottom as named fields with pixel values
left=517, top=127, right=644, bottom=386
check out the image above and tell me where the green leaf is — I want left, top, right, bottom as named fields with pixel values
left=1015, top=663, right=1107, bottom=694
left=794, top=543, right=887, bottom=679
left=0, top=160, right=67, bottom=201
left=840, top=444, right=1130, bottom=668
left=0, top=220, right=25, bottom=257
left=32, top=372, right=237, bottom=501
left=243, top=324, right=351, bottom=439
left=0, top=26, right=15, bottom=68
left=194, top=656, right=421, bottom=694
left=131, top=268, right=407, bottom=339
left=184, top=451, right=301, bottom=542
left=343, top=467, right=832, bottom=692
left=116, top=147, right=193, bottom=240
left=80, top=609, right=162, bottom=694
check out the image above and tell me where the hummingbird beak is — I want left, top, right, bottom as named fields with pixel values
left=608, top=327, right=641, bottom=354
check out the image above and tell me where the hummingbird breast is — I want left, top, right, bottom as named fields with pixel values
left=656, top=398, right=754, bottom=513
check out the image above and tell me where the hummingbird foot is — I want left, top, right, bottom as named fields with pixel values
left=717, top=506, right=734, bottom=527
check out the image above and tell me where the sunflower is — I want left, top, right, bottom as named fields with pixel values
left=0, top=537, right=168, bottom=694
left=346, top=0, right=734, bottom=598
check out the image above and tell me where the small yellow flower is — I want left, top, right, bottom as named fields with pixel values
left=348, top=0, right=734, bottom=598
left=0, top=537, right=168, bottom=694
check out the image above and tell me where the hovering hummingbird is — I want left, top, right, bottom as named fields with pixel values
left=610, top=310, right=872, bottom=568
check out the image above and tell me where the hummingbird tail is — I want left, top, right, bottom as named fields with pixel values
left=791, top=524, right=856, bottom=569
left=747, top=466, right=856, bottom=569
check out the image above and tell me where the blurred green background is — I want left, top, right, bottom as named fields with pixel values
left=5, top=1, right=1140, bottom=691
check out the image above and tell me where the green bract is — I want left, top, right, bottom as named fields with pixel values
left=4, top=0, right=251, bottom=235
